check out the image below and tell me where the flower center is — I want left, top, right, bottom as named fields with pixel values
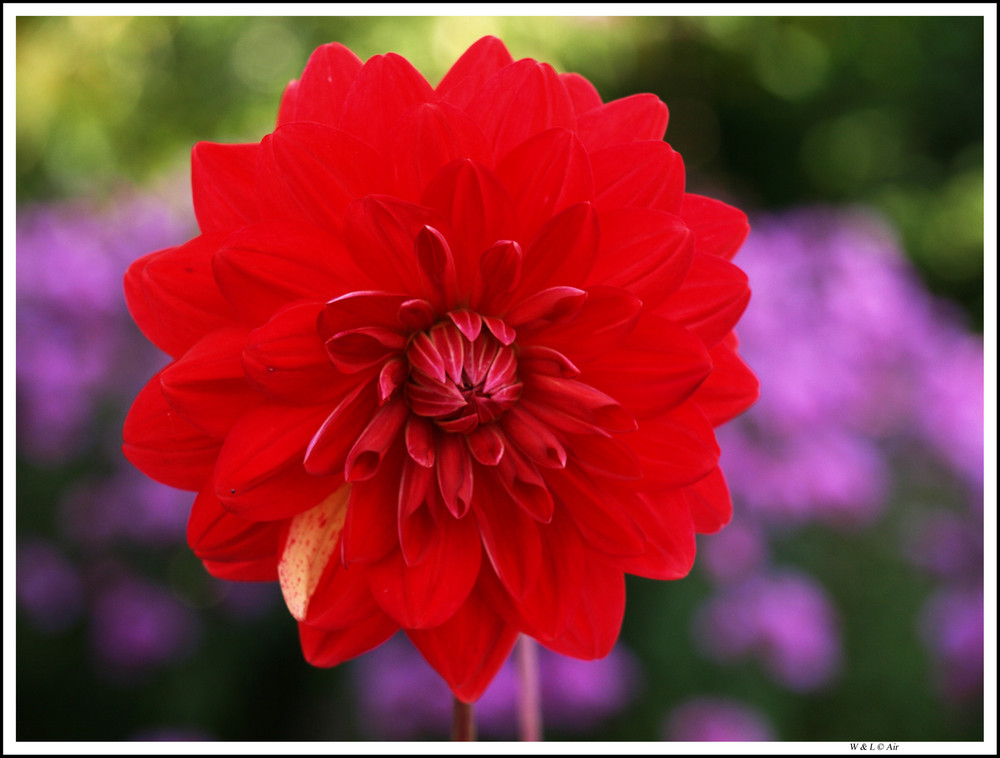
left=405, top=319, right=521, bottom=434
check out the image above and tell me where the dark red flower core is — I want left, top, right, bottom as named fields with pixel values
left=406, top=319, right=522, bottom=433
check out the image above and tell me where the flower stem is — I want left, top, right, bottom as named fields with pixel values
left=451, top=697, right=476, bottom=741
left=517, top=634, right=543, bottom=741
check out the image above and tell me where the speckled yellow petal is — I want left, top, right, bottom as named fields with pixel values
left=278, top=484, right=351, bottom=620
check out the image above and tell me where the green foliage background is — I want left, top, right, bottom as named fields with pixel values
left=15, top=15, right=986, bottom=742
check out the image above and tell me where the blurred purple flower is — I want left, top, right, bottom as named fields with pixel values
left=664, top=697, right=774, bottom=741
left=902, top=509, right=983, bottom=580
left=90, top=573, right=200, bottom=679
left=16, top=539, right=85, bottom=634
left=695, top=571, right=841, bottom=692
left=353, top=635, right=639, bottom=739
left=16, top=193, right=193, bottom=463
left=920, top=585, right=984, bottom=702
left=698, top=520, right=767, bottom=585
left=58, top=468, right=192, bottom=548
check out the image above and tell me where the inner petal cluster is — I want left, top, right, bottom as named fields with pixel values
left=406, top=319, right=521, bottom=434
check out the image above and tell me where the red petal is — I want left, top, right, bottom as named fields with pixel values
left=368, top=512, right=481, bottom=628
left=466, top=424, right=506, bottom=466
left=435, top=36, right=515, bottom=109
left=283, top=42, right=364, bottom=126
left=541, top=555, right=625, bottom=660
left=522, top=373, right=636, bottom=434
left=516, top=202, right=599, bottom=297
left=243, top=301, right=347, bottom=405
left=680, top=193, right=750, bottom=261
left=257, top=123, right=382, bottom=233
left=123, top=373, right=221, bottom=491
left=691, top=334, right=760, bottom=425
left=493, top=443, right=556, bottom=523
left=415, top=225, right=458, bottom=308
left=304, top=381, right=380, bottom=477
left=436, top=433, right=474, bottom=519
left=407, top=580, right=519, bottom=703
left=299, top=614, right=398, bottom=668
left=276, top=79, right=299, bottom=127
left=578, top=315, right=713, bottom=419
left=495, top=128, right=594, bottom=240
left=504, top=286, right=587, bottom=331
left=342, top=195, right=441, bottom=293
left=345, top=396, right=408, bottom=481
left=341, top=443, right=404, bottom=564
left=616, top=490, right=696, bottom=579
left=474, top=240, right=523, bottom=313
left=628, top=402, right=720, bottom=489
left=500, top=406, right=567, bottom=470
left=576, top=93, right=669, bottom=152
left=201, top=557, right=278, bottom=582
left=318, top=291, right=412, bottom=337
left=546, top=466, right=645, bottom=557
left=124, top=233, right=235, bottom=359
left=187, top=486, right=281, bottom=566
left=517, top=345, right=581, bottom=379
left=589, top=208, right=694, bottom=307
left=388, top=102, right=493, bottom=202
left=472, top=475, right=542, bottom=600
left=191, top=142, right=259, bottom=234
left=591, top=140, right=685, bottom=215
left=684, top=466, right=734, bottom=534
left=466, top=59, right=576, bottom=159
left=160, top=325, right=258, bottom=439
left=447, top=310, right=483, bottom=342
left=214, top=401, right=338, bottom=520
left=338, top=53, right=434, bottom=151
left=523, top=285, right=641, bottom=364
left=561, top=431, right=642, bottom=481
left=422, top=159, right=518, bottom=293
left=657, top=253, right=750, bottom=349
left=559, top=72, right=603, bottom=113
left=213, top=222, right=359, bottom=324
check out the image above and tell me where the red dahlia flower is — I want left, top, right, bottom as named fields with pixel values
left=123, top=36, right=758, bottom=703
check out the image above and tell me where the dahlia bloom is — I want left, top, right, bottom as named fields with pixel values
left=123, top=36, right=757, bottom=702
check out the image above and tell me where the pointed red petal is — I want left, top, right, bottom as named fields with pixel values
left=628, top=402, right=720, bottom=489
left=474, top=240, right=522, bottom=312
left=201, top=557, right=278, bottom=582
left=388, top=102, right=493, bottom=202
left=522, top=373, right=636, bottom=434
left=657, top=253, right=750, bottom=349
left=368, top=512, right=481, bottom=628
left=304, top=381, right=379, bottom=477
left=191, top=142, right=259, bottom=234
left=493, top=443, right=555, bottom=523
left=436, top=433, right=474, bottom=519
left=691, top=334, right=760, bottom=425
left=516, top=202, right=599, bottom=297
left=617, top=490, right=696, bottom=579
left=680, top=193, right=750, bottom=261
left=684, top=466, right=734, bottom=534
left=472, top=473, right=542, bottom=600
left=214, top=401, right=338, bottom=520
left=465, top=424, right=506, bottom=466
left=541, top=555, right=625, bottom=660
left=342, top=195, right=441, bottom=293
left=504, top=286, right=588, bottom=331
left=436, top=36, right=515, bottom=109
left=576, top=93, right=669, bottom=152
left=298, top=614, right=398, bottom=667
left=422, top=159, right=518, bottom=293
left=257, top=123, right=382, bottom=233
left=500, top=406, right=567, bottom=470
left=467, top=59, right=576, bottom=159
left=345, top=396, right=408, bottom=481
left=123, top=372, right=221, bottom=491
left=284, top=42, right=364, bottom=126
left=187, top=486, right=281, bottom=568
left=559, top=71, right=603, bottom=113
left=578, top=315, right=713, bottom=419
left=160, top=325, right=258, bottom=439
left=591, top=140, right=685, bottom=215
left=546, top=466, right=645, bottom=557
left=341, top=443, right=403, bottom=564
left=407, top=580, right=519, bottom=703
left=495, top=128, right=594, bottom=240
left=338, top=52, right=434, bottom=150
left=213, top=222, right=359, bottom=324
left=304, top=558, right=382, bottom=630
left=588, top=208, right=694, bottom=307
left=124, top=233, right=235, bottom=359
left=243, top=301, right=346, bottom=405
left=414, top=224, right=458, bottom=308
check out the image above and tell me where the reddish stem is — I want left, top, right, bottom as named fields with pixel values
left=451, top=697, right=476, bottom=741
left=517, top=635, right=543, bottom=741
